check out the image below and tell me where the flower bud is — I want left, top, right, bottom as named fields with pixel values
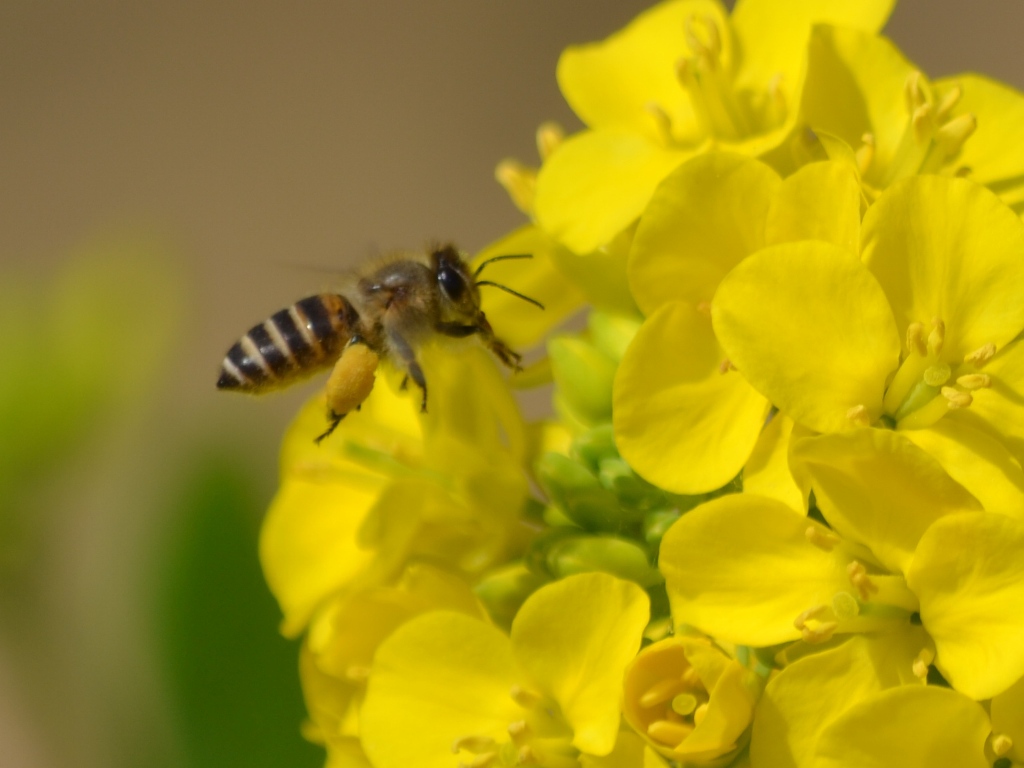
left=545, top=534, right=662, bottom=588
left=571, top=423, right=619, bottom=473
left=548, top=336, right=616, bottom=425
left=589, top=310, right=642, bottom=363
left=536, top=451, right=626, bottom=532
left=474, top=562, right=548, bottom=629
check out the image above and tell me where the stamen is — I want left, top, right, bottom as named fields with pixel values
left=453, top=735, right=498, bottom=754
left=906, top=322, right=927, bottom=356
left=459, top=753, right=497, bottom=768
left=516, top=745, right=540, bottom=765
left=692, top=703, right=709, bottom=726
left=904, top=71, right=927, bottom=113
left=935, top=113, right=976, bottom=153
left=344, top=664, right=371, bottom=682
left=640, top=678, right=687, bottom=708
left=956, top=373, right=991, bottom=390
left=648, top=719, right=695, bottom=746
left=507, top=720, right=529, bottom=744
left=935, top=84, right=962, bottom=120
left=991, top=734, right=1014, bottom=757
left=682, top=667, right=702, bottom=688
left=912, top=647, right=935, bottom=680
left=495, top=160, right=536, bottom=214
left=535, top=121, right=564, bottom=162
left=847, top=561, right=879, bottom=601
left=911, top=103, right=933, bottom=143
left=846, top=404, right=871, bottom=427
left=719, top=358, right=735, bottom=374
left=927, top=318, right=945, bottom=355
left=799, top=621, right=838, bottom=644
left=509, top=685, right=543, bottom=709
left=856, top=133, right=876, bottom=176
left=805, top=526, right=840, bottom=552
left=964, top=343, right=996, bottom=366
left=645, top=102, right=676, bottom=144
left=671, top=693, right=699, bottom=717
left=922, top=363, right=951, bottom=387
left=794, top=604, right=829, bottom=628
left=941, top=386, right=973, bottom=409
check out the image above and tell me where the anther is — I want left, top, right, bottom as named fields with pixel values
left=693, top=702, right=709, bottom=726
left=911, top=103, right=933, bottom=143
left=904, top=71, right=927, bottom=113
left=344, top=664, right=371, bottom=682
left=927, top=319, right=945, bottom=355
left=640, top=678, right=687, bottom=708
left=794, top=605, right=828, bottom=628
left=935, top=84, right=962, bottom=120
left=509, top=685, right=543, bottom=709
left=923, top=363, right=951, bottom=387
left=645, top=102, right=676, bottom=144
left=991, top=734, right=1014, bottom=757
left=535, top=121, right=564, bottom=162
left=495, top=160, right=536, bottom=215
left=805, top=526, right=840, bottom=552
left=800, top=621, right=838, bottom=644
left=453, top=735, right=498, bottom=755
left=964, top=343, right=996, bottom=366
left=846, top=404, right=871, bottom=427
left=507, top=720, right=529, bottom=744
left=907, top=322, right=927, bottom=356
left=459, top=753, right=498, bottom=768
left=682, top=667, right=702, bottom=688
left=912, top=647, right=935, bottom=680
left=719, top=358, right=735, bottom=374
left=648, top=719, right=695, bottom=746
left=856, top=133, right=876, bottom=176
left=847, top=561, right=879, bottom=601
left=935, top=113, right=977, bottom=153
left=516, top=745, right=540, bottom=765
left=941, top=386, right=973, bottom=409
left=956, top=373, right=991, bottom=390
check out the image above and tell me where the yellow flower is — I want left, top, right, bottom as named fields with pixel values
left=711, top=173, right=1024, bottom=513
left=661, top=427, right=1024, bottom=700
left=622, top=636, right=761, bottom=765
left=533, top=0, right=894, bottom=253
left=614, top=152, right=856, bottom=495
left=800, top=23, right=1024, bottom=207
left=360, top=573, right=650, bottom=768
left=260, top=344, right=529, bottom=637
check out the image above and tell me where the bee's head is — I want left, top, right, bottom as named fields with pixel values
left=431, top=244, right=481, bottom=321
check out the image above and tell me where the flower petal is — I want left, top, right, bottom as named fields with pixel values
left=863, top=175, right=1024, bottom=362
left=907, top=511, right=1024, bottom=699
left=904, top=416, right=1024, bottom=521
left=614, top=302, right=768, bottom=494
left=361, top=612, right=519, bottom=768
left=556, top=0, right=731, bottom=136
left=964, top=338, right=1024, bottom=468
left=743, top=415, right=804, bottom=513
left=991, top=676, right=1024, bottom=765
left=512, top=573, right=649, bottom=756
left=535, top=128, right=690, bottom=254
left=711, top=242, right=900, bottom=433
left=629, top=153, right=780, bottom=313
left=661, top=494, right=850, bottom=646
left=816, top=686, right=990, bottom=768
left=789, top=429, right=981, bottom=575
left=260, top=475, right=382, bottom=636
left=751, top=630, right=926, bottom=768
left=765, top=160, right=861, bottom=254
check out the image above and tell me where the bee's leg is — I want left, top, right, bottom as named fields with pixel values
left=486, top=337, right=522, bottom=371
left=314, top=411, right=346, bottom=444
left=388, top=331, right=427, bottom=412
left=399, top=375, right=409, bottom=391
left=435, top=322, right=479, bottom=338
left=461, top=315, right=521, bottom=371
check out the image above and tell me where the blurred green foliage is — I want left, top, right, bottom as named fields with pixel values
left=157, top=456, right=320, bottom=768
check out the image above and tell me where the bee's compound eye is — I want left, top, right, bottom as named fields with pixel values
left=438, top=263, right=466, bottom=302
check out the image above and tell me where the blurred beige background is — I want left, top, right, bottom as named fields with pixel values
left=0, top=2, right=1022, bottom=767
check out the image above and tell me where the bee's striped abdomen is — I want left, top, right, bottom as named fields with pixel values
left=217, top=294, right=361, bottom=392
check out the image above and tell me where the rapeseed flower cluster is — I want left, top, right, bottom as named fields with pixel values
left=259, top=1, right=1024, bottom=766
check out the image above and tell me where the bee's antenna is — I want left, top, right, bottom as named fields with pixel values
left=473, top=253, right=533, bottom=278
left=476, top=280, right=545, bottom=310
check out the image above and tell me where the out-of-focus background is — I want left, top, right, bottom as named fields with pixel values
left=0, top=2, right=1021, bottom=766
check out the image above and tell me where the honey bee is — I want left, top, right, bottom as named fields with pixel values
left=217, top=243, right=542, bottom=442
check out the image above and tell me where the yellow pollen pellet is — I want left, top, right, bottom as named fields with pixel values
left=923, top=363, right=951, bottom=387
left=964, top=343, right=996, bottom=366
left=648, top=719, right=695, bottom=747
left=672, top=693, right=699, bottom=717
left=991, top=734, right=1014, bottom=757
left=535, top=121, right=564, bottom=161
left=640, top=678, right=687, bottom=708
left=846, top=404, right=871, bottom=426
left=956, top=373, right=991, bottom=390
left=941, top=386, right=973, bottom=409
left=805, top=526, right=839, bottom=552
